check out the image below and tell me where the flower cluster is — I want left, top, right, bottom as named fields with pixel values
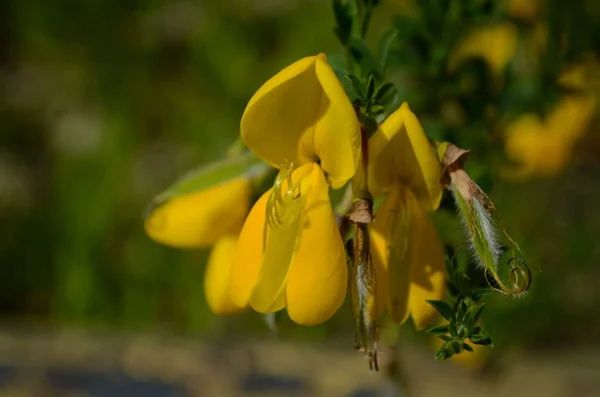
left=144, top=50, right=530, bottom=368
left=145, top=52, right=447, bottom=326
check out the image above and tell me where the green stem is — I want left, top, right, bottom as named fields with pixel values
left=361, top=7, right=372, bottom=38
left=356, top=125, right=371, bottom=199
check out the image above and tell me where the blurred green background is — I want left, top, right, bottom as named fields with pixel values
left=1, top=0, right=599, bottom=396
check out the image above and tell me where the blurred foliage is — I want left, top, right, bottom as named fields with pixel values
left=1, top=0, right=600, bottom=363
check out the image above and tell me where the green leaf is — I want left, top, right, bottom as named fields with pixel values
left=469, top=326, right=494, bottom=347
left=347, top=37, right=380, bottom=78
left=437, top=334, right=452, bottom=342
left=448, top=322, right=458, bottom=337
left=464, top=302, right=486, bottom=329
left=365, top=74, right=376, bottom=101
left=370, top=104, right=385, bottom=115
left=435, top=339, right=463, bottom=360
left=435, top=343, right=454, bottom=361
left=372, top=82, right=396, bottom=105
left=445, top=256, right=456, bottom=277
left=450, top=340, right=463, bottom=354
left=426, top=300, right=455, bottom=322
left=426, top=324, right=449, bottom=335
left=378, top=28, right=399, bottom=74
left=471, top=288, right=493, bottom=300
left=333, top=0, right=354, bottom=45
left=146, top=151, right=267, bottom=215
left=456, top=300, right=468, bottom=322
left=462, top=343, right=474, bottom=353
left=345, top=74, right=364, bottom=99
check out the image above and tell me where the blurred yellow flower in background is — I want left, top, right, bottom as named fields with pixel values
left=367, top=103, right=446, bottom=330
left=449, top=22, right=519, bottom=77
left=230, top=53, right=361, bottom=326
left=504, top=57, right=599, bottom=180
left=505, top=0, right=541, bottom=22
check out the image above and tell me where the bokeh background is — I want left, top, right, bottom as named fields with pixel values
left=1, top=0, right=599, bottom=396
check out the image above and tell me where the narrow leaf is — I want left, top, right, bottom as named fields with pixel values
left=365, top=74, right=376, bottom=101
left=345, top=74, right=365, bottom=98
left=426, top=324, right=449, bottom=335
left=469, top=326, right=494, bottom=347
left=347, top=37, right=381, bottom=78
left=378, top=28, right=399, bottom=74
left=426, top=300, right=455, bottom=321
left=372, top=82, right=396, bottom=105
left=333, top=0, right=354, bottom=45
left=465, top=302, right=486, bottom=329
left=147, top=152, right=267, bottom=214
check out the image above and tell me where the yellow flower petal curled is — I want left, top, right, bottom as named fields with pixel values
left=249, top=163, right=314, bottom=313
left=204, top=235, right=243, bottom=314
left=369, top=103, right=442, bottom=211
left=145, top=178, right=251, bottom=248
left=241, top=54, right=360, bottom=188
left=370, top=184, right=445, bottom=328
left=286, top=163, right=347, bottom=325
left=449, top=22, right=518, bottom=76
left=230, top=189, right=270, bottom=309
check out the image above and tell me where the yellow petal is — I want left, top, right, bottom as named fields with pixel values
left=370, top=184, right=409, bottom=323
left=241, top=54, right=360, bottom=188
left=448, top=22, right=518, bottom=76
left=204, top=235, right=243, bottom=314
left=407, top=191, right=446, bottom=330
left=369, top=103, right=442, bottom=211
left=230, top=189, right=270, bottom=308
left=145, top=178, right=251, bottom=248
left=310, top=55, right=362, bottom=188
left=249, top=163, right=314, bottom=313
left=286, top=164, right=347, bottom=325
left=371, top=184, right=445, bottom=328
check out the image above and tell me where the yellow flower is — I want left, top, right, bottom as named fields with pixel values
left=145, top=177, right=251, bottom=248
left=449, top=22, right=519, bottom=76
left=230, top=53, right=361, bottom=326
left=504, top=95, right=596, bottom=179
left=145, top=177, right=253, bottom=315
left=367, top=103, right=446, bottom=330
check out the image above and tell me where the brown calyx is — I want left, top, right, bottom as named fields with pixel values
left=348, top=198, right=375, bottom=224
left=449, top=167, right=481, bottom=203
left=440, top=143, right=471, bottom=188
